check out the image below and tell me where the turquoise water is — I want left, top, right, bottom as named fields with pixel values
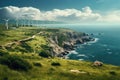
left=40, top=24, right=120, bottom=66
left=67, top=25, right=120, bottom=66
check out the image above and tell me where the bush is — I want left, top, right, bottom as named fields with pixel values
left=33, top=62, right=42, bottom=67
left=0, top=55, right=32, bottom=71
left=0, top=50, right=9, bottom=56
left=41, top=45, right=51, bottom=51
left=39, top=50, right=51, bottom=58
left=3, top=77, right=8, bottom=80
left=109, top=71, right=116, bottom=75
left=51, top=62, right=61, bottom=66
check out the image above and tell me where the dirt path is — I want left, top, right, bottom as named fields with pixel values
left=1, top=32, right=43, bottom=48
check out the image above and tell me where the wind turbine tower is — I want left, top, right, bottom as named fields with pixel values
left=15, top=18, right=19, bottom=27
left=3, top=19, right=9, bottom=29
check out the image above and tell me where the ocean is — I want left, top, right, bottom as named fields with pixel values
left=40, top=24, right=120, bottom=66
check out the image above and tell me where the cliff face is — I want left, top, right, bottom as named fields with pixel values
left=47, top=29, right=94, bottom=57
left=48, top=38, right=65, bottom=57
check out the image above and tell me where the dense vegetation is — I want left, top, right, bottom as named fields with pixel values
left=0, top=26, right=120, bottom=80
left=0, top=55, right=32, bottom=71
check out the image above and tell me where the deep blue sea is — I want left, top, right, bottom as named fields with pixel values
left=40, top=24, right=120, bottom=66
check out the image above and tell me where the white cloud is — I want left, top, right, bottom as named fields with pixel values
left=100, top=11, right=120, bottom=23
left=0, top=6, right=41, bottom=20
left=40, top=6, right=101, bottom=22
left=82, top=6, right=92, bottom=14
left=0, top=6, right=120, bottom=24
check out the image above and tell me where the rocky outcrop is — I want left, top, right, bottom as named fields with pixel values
left=48, top=38, right=65, bottom=57
left=70, top=70, right=88, bottom=74
left=62, top=42, right=74, bottom=50
left=48, top=30, right=94, bottom=57
left=92, top=60, right=103, bottom=67
left=75, top=39, right=84, bottom=44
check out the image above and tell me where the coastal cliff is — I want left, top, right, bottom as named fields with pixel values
left=0, top=27, right=94, bottom=58
left=45, top=29, right=94, bottom=57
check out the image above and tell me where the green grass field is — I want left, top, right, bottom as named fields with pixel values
left=0, top=27, right=42, bottom=45
left=0, top=56, right=120, bottom=80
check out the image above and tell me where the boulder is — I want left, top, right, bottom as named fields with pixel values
left=75, top=39, right=83, bottom=44
left=63, top=42, right=74, bottom=50
left=70, top=70, right=87, bottom=74
left=93, top=60, right=103, bottom=66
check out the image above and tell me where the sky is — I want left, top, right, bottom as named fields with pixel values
left=0, top=0, right=120, bottom=24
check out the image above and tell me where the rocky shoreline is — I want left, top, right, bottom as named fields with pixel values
left=48, top=30, right=95, bottom=58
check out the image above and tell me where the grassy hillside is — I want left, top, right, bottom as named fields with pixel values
left=0, top=26, right=120, bottom=80
left=0, top=27, right=42, bottom=45
left=0, top=56, right=120, bottom=80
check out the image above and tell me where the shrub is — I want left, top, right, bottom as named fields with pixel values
left=41, top=45, right=51, bottom=51
left=0, top=55, right=32, bottom=71
left=33, top=62, right=42, bottom=67
left=39, top=50, right=51, bottom=58
left=0, top=50, right=9, bottom=56
left=109, top=71, right=116, bottom=75
left=3, top=77, right=8, bottom=80
left=51, top=62, right=61, bottom=66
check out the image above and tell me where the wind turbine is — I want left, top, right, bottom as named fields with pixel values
left=3, top=19, right=9, bottom=29
left=15, top=17, right=19, bottom=27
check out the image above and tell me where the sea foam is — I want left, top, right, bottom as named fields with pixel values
left=88, top=38, right=99, bottom=44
